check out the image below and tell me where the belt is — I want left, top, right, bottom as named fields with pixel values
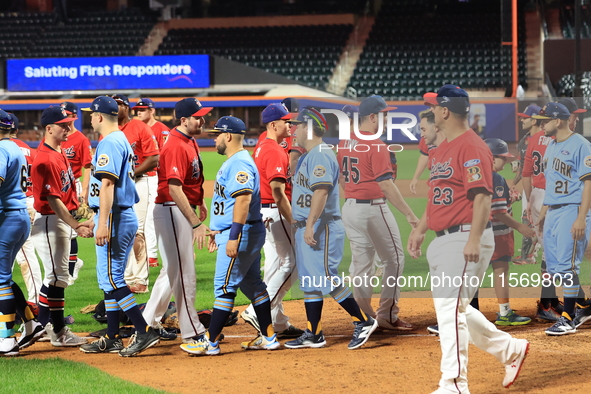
left=294, top=215, right=341, bottom=229
left=2, top=208, right=22, bottom=212
left=90, top=206, right=132, bottom=214
left=262, top=203, right=278, bottom=208
left=549, top=204, right=574, bottom=210
left=350, top=198, right=385, bottom=205
left=159, top=202, right=197, bottom=210
left=435, top=221, right=492, bottom=237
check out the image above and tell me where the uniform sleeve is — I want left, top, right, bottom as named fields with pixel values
left=79, top=135, right=93, bottom=168
left=522, top=139, right=535, bottom=177
left=462, top=145, right=493, bottom=197
left=37, top=161, right=62, bottom=200
left=226, top=160, right=257, bottom=198
left=370, top=146, right=394, bottom=181
left=309, top=151, right=337, bottom=190
left=261, top=147, right=289, bottom=182
left=491, top=173, right=508, bottom=215
left=140, top=123, right=160, bottom=156
left=418, top=138, right=429, bottom=156
left=576, top=139, right=591, bottom=181
left=94, top=139, right=124, bottom=180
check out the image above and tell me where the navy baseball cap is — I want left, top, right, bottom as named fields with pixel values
left=484, top=138, right=514, bottom=158
left=359, top=95, right=397, bottom=117
left=342, top=104, right=359, bottom=119
left=132, top=98, right=155, bottom=110
left=262, top=103, right=297, bottom=123
left=41, top=106, right=77, bottom=127
left=556, top=98, right=587, bottom=114
left=532, top=103, right=571, bottom=120
left=517, top=104, right=541, bottom=118
left=82, top=96, right=120, bottom=116
left=289, top=108, right=328, bottom=130
left=281, top=98, right=300, bottom=113
left=210, top=116, right=247, bottom=134
left=8, top=113, right=18, bottom=130
left=423, top=84, right=471, bottom=115
left=0, top=109, right=13, bottom=132
left=174, top=98, right=213, bottom=119
left=60, top=101, right=78, bottom=115
left=111, top=93, right=130, bottom=107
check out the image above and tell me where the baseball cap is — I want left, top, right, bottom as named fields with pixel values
left=342, top=104, right=359, bottom=119
left=111, top=93, right=130, bottom=107
left=532, top=103, right=571, bottom=120
left=8, top=113, right=18, bottom=130
left=82, top=96, right=120, bottom=116
left=517, top=104, right=541, bottom=118
left=556, top=97, right=587, bottom=114
left=0, top=109, right=14, bottom=132
left=423, top=84, right=471, bottom=115
left=174, top=98, right=213, bottom=119
left=359, top=95, right=397, bottom=117
left=281, top=98, right=300, bottom=113
left=289, top=108, right=328, bottom=130
left=262, top=103, right=297, bottom=123
left=484, top=138, right=514, bottom=158
left=60, top=101, right=79, bottom=115
left=209, top=116, right=247, bottom=134
left=132, top=98, right=155, bottom=110
left=41, top=106, right=77, bottom=127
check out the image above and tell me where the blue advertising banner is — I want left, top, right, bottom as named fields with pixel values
left=6, top=55, right=210, bottom=91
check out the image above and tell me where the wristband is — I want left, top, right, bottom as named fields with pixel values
left=193, top=222, right=202, bottom=229
left=229, top=222, right=244, bottom=241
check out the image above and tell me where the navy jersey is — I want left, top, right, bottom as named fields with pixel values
left=210, top=149, right=262, bottom=231
left=89, top=130, right=139, bottom=209
left=292, top=143, right=340, bottom=221
left=491, top=171, right=512, bottom=236
left=543, top=133, right=591, bottom=206
left=0, top=139, right=27, bottom=210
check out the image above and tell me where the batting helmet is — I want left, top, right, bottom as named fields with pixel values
left=484, top=138, right=514, bottom=158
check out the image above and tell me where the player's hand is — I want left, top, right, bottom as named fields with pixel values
left=571, top=217, right=587, bottom=241
left=193, top=224, right=210, bottom=249
left=75, top=224, right=93, bottom=238
left=463, top=239, right=481, bottom=263
left=198, top=204, right=208, bottom=222
left=410, top=178, right=418, bottom=195
left=304, top=226, right=317, bottom=246
left=79, top=191, right=88, bottom=205
left=509, top=187, right=521, bottom=204
left=226, top=239, right=239, bottom=258
left=406, top=213, right=419, bottom=228
left=518, top=223, right=536, bottom=239
left=526, top=204, right=532, bottom=223
left=95, top=224, right=109, bottom=246
left=207, top=231, right=219, bottom=253
left=407, top=229, right=424, bottom=259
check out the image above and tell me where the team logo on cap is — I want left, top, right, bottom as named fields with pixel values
left=94, top=103, right=100, bottom=111
left=440, top=96, right=450, bottom=103
left=313, top=165, right=326, bottom=178
left=552, top=112, right=559, bottom=118
left=97, top=154, right=109, bottom=167
left=236, top=171, right=249, bottom=184
left=585, top=156, right=591, bottom=168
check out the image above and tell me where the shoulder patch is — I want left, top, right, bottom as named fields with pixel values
left=463, top=159, right=481, bottom=167
left=313, top=165, right=326, bottom=178
left=97, top=154, right=109, bottom=167
left=585, top=156, right=591, bottom=168
left=495, top=185, right=504, bottom=197
left=280, top=140, right=288, bottom=149
left=467, top=166, right=482, bottom=182
left=236, top=171, right=249, bottom=184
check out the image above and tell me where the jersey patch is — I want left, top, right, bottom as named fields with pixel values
left=561, top=150, right=570, bottom=155
left=585, top=156, right=591, bottom=168
left=495, top=185, right=504, bottom=197
left=467, top=166, right=482, bottom=182
left=464, top=159, right=481, bottom=167
left=97, top=154, right=109, bottom=167
left=236, top=171, right=249, bottom=184
left=280, top=140, right=288, bottom=149
left=313, top=165, right=326, bottom=178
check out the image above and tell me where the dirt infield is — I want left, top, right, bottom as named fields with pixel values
left=22, top=293, right=591, bottom=394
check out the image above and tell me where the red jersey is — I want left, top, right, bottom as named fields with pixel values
left=426, top=130, right=493, bottom=232
left=12, top=138, right=36, bottom=197
left=150, top=120, right=170, bottom=149
left=61, top=130, right=92, bottom=178
left=253, top=138, right=292, bottom=203
left=337, top=132, right=394, bottom=200
left=522, top=130, right=553, bottom=189
left=32, top=143, right=79, bottom=215
left=419, top=137, right=436, bottom=156
left=255, top=131, right=306, bottom=155
left=121, top=119, right=160, bottom=177
left=155, top=128, right=204, bottom=206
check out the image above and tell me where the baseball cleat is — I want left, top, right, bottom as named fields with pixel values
left=0, top=337, right=19, bottom=357
left=180, top=335, right=220, bottom=356
left=80, top=336, right=124, bottom=353
left=155, top=323, right=177, bottom=341
left=241, top=334, right=280, bottom=350
left=545, top=316, right=576, bottom=336
left=503, top=339, right=529, bottom=388
left=17, top=320, right=45, bottom=349
left=241, top=309, right=261, bottom=333
left=284, top=329, right=326, bottom=349
left=119, top=327, right=159, bottom=357
left=426, top=325, right=439, bottom=335
left=51, top=326, right=88, bottom=347
left=573, top=304, right=591, bottom=328
left=534, top=301, right=560, bottom=323
left=348, top=316, right=378, bottom=350
left=276, top=325, right=305, bottom=339
left=495, top=310, right=531, bottom=326
left=377, top=317, right=413, bottom=331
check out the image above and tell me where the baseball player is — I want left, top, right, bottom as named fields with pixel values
left=60, top=102, right=92, bottom=286
left=80, top=96, right=159, bottom=356
left=0, top=109, right=31, bottom=356
left=31, top=106, right=92, bottom=347
left=533, top=103, right=591, bottom=335
left=284, top=108, right=378, bottom=350
left=142, top=98, right=211, bottom=343
left=8, top=113, right=42, bottom=304
left=181, top=116, right=279, bottom=356
left=511, top=104, right=542, bottom=265
left=557, top=97, right=587, bottom=132
left=410, top=112, right=438, bottom=194
left=337, top=96, right=418, bottom=331
left=113, top=94, right=160, bottom=294
left=133, top=97, right=169, bottom=268
left=407, top=85, right=529, bottom=392
left=241, top=103, right=303, bottom=340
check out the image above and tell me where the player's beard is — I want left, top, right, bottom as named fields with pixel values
left=216, top=139, right=226, bottom=155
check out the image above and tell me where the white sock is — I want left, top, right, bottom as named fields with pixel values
left=499, top=303, right=511, bottom=317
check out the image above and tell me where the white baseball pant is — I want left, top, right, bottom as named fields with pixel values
left=342, top=199, right=404, bottom=322
left=124, top=176, right=152, bottom=287
left=31, top=214, right=72, bottom=289
left=427, top=228, right=524, bottom=393
left=244, top=206, right=296, bottom=332
left=13, top=196, right=42, bottom=303
left=529, top=187, right=545, bottom=259
left=151, top=203, right=205, bottom=339
left=145, top=175, right=158, bottom=260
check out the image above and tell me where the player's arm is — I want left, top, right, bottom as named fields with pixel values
left=304, top=185, right=329, bottom=246
left=270, top=178, right=293, bottom=224
left=465, top=188, right=492, bottom=263
left=47, top=196, right=93, bottom=237
left=95, top=175, right=116, bottom=246
left=572, top=178, right=591, bottom=240
left=226, top=192, right=251, bottom=258
left=378, top=178, right=419, bottom=227
left=169, top=179, right=209, bottom=249
left=134, top=154, right=159, bottom=178
left=410, top=154, right=429, bottom=194
left=407, top=211, right=428, bottom=259
left=80, top=164, right=92, bottom=204
left=493, top=212, right=536, bottom=238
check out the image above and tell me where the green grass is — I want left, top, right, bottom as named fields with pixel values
left=0, top=358, right=166, bottom=393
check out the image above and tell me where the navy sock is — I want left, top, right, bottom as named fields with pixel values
left=38, top=285, right=50, bottom=327
left=208, top=308, right=230, bottom=342
left=252, top=291, right=273, bottom=337
left=112, top=287, right=148, bottom=333
left=11, top=283, right=34, bottom=323
left=338, top=298, right=366, bottom=322
left=304, top=300, right=323, bottom=334
left=47, top=285, right=65, bottom=333
left=0, top=284, right=16, bottom=336
left=69, top=238, right=78, bottom=276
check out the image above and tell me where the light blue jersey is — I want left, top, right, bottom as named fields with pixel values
left=89, top=131, right=139, bottom=210
left=0, top=139, right=27, bottom=210
left=292, top=143, right=340, bottom=221
left=543, top=133, right=591, bottom=206
left=210, top=149, right=261, bottom=231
